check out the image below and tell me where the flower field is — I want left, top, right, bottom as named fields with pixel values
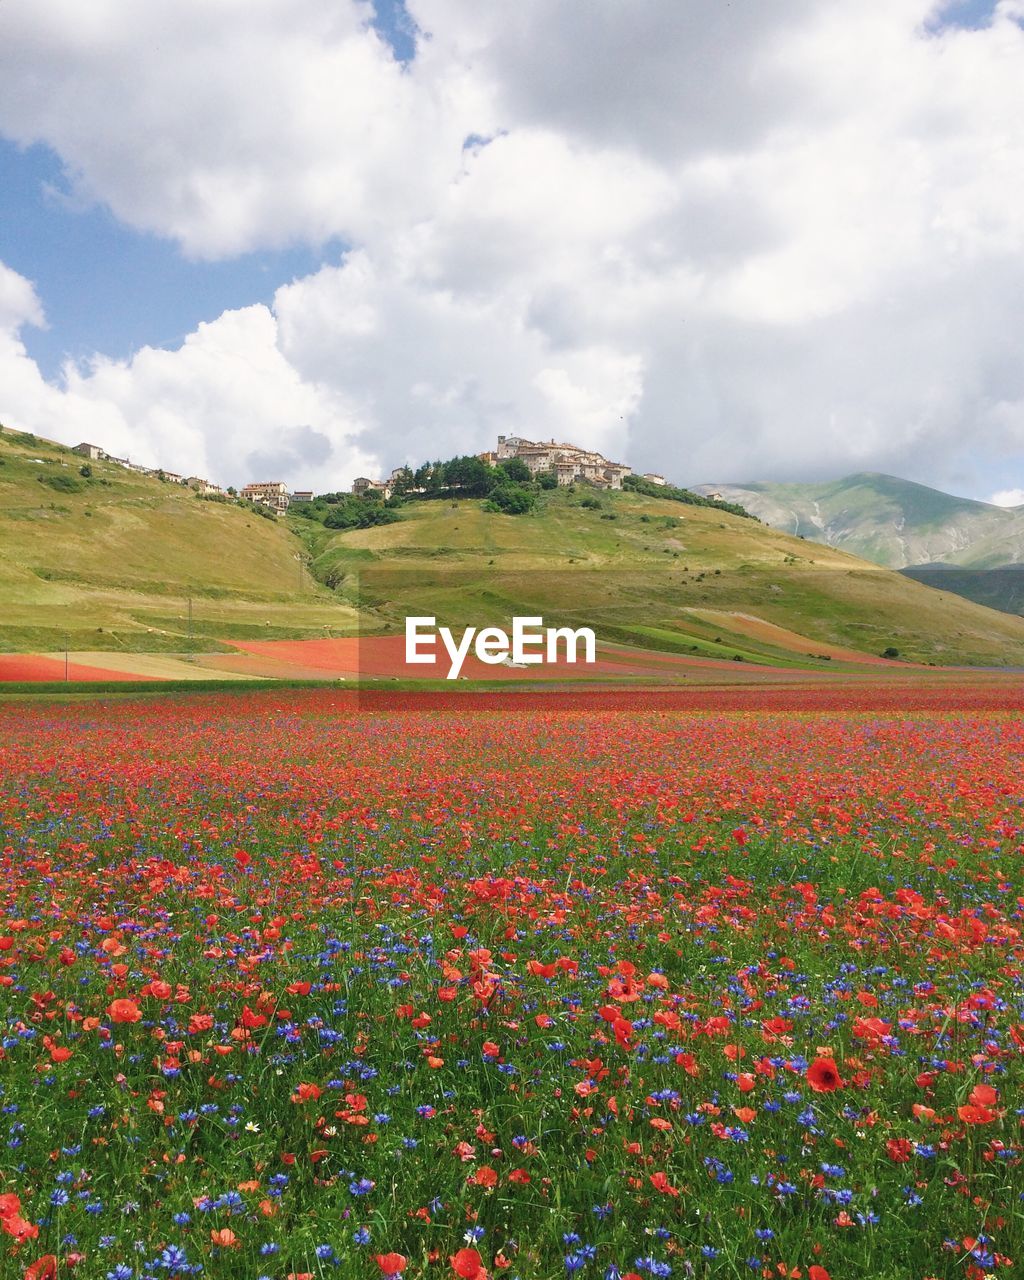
left=2, top=687, right=1024, bottom=1280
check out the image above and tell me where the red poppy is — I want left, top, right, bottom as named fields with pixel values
left=0, top=1193, right=22, bottom=1219
left=2, top=1216, right=39, bottom=1243
left=106, top=998, right=142, bottom=1024
left=376, top=1255, right=408, bottom=1276
left=649, top=1171, right=680, bottom=1197
left=24, top=1257, right=58, bottom=1280
left=806, top=1057, right=843, bottom=1092
left=453, top=1248, right=485, bottom=1278
left=958, top=1104, right=995, bottom=1125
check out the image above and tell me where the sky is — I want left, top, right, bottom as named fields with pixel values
left=0, top=0, right=1022, bottom=501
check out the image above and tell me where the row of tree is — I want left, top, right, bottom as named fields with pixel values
left=289, top=491, right=403, bottom=529
left=399, top=454, right=546, bottom=512
left=292, top=454, right=543, bottom=526
left=621, top=473, right=754, bottom=519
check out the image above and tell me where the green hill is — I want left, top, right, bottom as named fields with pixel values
left=0, top=427, right=350, bottom=652
left=4, top=429, right=1024, bottom=667
left=292, top=484, right=1024, bottom=667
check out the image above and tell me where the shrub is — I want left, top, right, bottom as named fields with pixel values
left=485, top=483, right=536, bottom=515
left=39, top=473, right=83, bottom=494
left=324, top=503, right=401, bottom=530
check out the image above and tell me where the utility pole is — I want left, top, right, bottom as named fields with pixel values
left=65, top=634, right=69, bottom=683
left=187, top=595, right=193, bottom=657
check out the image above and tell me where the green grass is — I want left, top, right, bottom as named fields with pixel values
left=0, top=429, right=347, bottom=652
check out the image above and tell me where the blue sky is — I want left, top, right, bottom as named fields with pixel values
left=0, top=139, right=346, bottom=379
left=935, top=0, right=999, bottom=26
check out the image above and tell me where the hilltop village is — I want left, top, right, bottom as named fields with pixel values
left=71, top=436, right=672, bottom=516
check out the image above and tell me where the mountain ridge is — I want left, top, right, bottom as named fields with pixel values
left=693, top=472, right=1024, bottom=572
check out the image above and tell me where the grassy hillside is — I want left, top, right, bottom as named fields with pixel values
left=0, top=428, right=353, bottom=651
left=292, top=485, right=1024, bottom=667
left=694, top=473, right=1024, bottom=572
left=5, top=428, right=1024, bottom=666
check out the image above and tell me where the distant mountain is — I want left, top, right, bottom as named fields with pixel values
left=692, top=473, right=1024, bottom=569
left=691, top=473, right=1024, bottom=615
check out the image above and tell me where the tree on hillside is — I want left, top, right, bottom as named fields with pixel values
left=390, top=465, right=414, bottom=495
left=497, top=457, right=531, bottom=484
left=444, top=455, right=493, bottom=496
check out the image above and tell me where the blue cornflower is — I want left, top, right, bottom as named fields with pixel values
left=634, top=1259, right=672, bottom=1278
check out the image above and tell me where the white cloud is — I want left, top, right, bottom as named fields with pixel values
left=0, top=262, right=46, bottom=333
left=2, top=0, right=1024, bottom=498
left=990, top=488, right=1024, bottom=508
left=0, top=261, right=376, bottom=488
left=408, top=0, right=824, bottom=162
left=0, top=0, right=489, bottom=258
left=273, top=249, right=647, bottom=464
